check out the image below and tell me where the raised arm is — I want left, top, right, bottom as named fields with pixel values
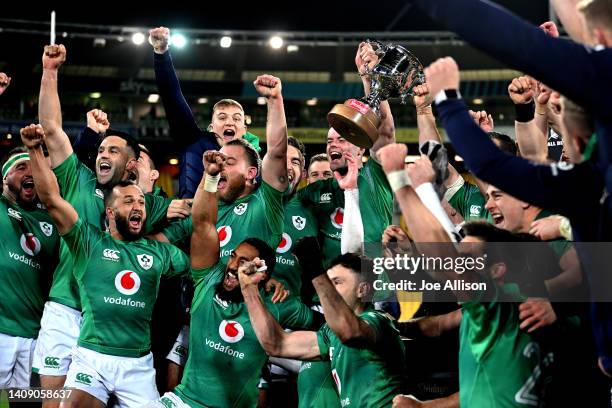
left=413, top=0, right=612, bottom=117
left=38, top=45, right=73, bottom=168
left=20, top=125, right=77, bottom=234
left=357, top=42, right=396, bottom=155
left=508, top=76, right=548, bottom=162
left=255, top=75, right=289, bottom=191
left=239, top=259, right=321, bottom=359
left=149, top=27, right=216, bottom=149
left=294, top=237, right=378, bottom=348
left=426, top=57, right=603, bottom=220
left=190, top=151, right=224, bottom=270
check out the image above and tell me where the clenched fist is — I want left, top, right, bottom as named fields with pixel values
left=87, top=109, right=110, bottom=134
left=406, top=155, right=435, bottom=188
left=203, top=151, right=227, bottom=176
left=20, top=124, right=46, bottom=149
left=253, top=75, right=282, bottom=99
left=377, top=143, right=408, bottom=174
left=42, top=44, right=66, bottom=71
left=355, top=42, right=379, bottom=77
left=149, top=27, right=170, bottom=54
left=424, top=57, right=460, bottom=98
left=238, top=257, right=268, bottom=289
left=0, top=73, right=11, bottom=96
left=508, top=76, right=535, bottom=105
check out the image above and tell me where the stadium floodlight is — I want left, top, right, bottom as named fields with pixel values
left=131, top=32, right=145, bottom=45
left=287, top=44, right=299, bottom=52
left=147, top=94, right=160, bottom=103
left=306, top=98, right=318, bottom=106
left=198, top=97, right=209, bottom=104
left=171, top=33, right=187, bottom=48
left=269, top=35, right=283, bottom=49
left=220, top=36, right=232, bottom=48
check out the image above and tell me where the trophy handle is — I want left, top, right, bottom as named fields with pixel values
left=363, top=39, right=387, bottom=76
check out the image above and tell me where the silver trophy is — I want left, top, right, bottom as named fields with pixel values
left=328, top=40, right=426, bottom=148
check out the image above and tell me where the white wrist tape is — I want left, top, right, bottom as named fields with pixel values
left=204, top=174, right=220, bottom=193
left=415, top=182, right=460, bottom=243
left=386, top=170, right=412, bottom=192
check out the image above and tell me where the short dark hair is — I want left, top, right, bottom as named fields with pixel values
left=241, top=238, right=277, bottom=275
left=226, top=138, right=262, bottom=176
left=488, top=132, right=518, bottom=156
left=103, top=129, right=141, bottom=160
left=103, top=180, right=141, bottom=208
left=288, top=136, right=306, bottom=168
left=308, top=153, right=329, bottom=170
left=329, top=253, right=374, bottom=282
left=1, top=146, right=28, bottom=170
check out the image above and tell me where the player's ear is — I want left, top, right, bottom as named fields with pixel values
left=490, top=262, right=507, bottom=281
left=357, top=281, right=371, bottom=299
left=150, top=169, right=160, bottom=183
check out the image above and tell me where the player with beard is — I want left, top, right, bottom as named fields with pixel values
left=296, top=42, right=394, bottom=267
left=160, top=74, right=290, bottom=262
left=0, top=146, right=60, bottom=390
left=144, top=150, right=316, bottom=408
left=149, top=26, right=260, bottom=199
left=31, top=44, right=185, bottom=405
left=21, top=124, right=189, bottom=408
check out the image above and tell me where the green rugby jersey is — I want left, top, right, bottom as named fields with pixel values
left=316, top=308, right=407, bottom=408
left=51, top=153, right=172, bottom=309
left=0, top=196, right=59, bottom=338
left=297, top=158, right=392, bottom=268
left=163, top=181, right=284, bottom=261
left=297, top=360, right=340, bottom=408
left=274, top=195, right=319, bottom=295
left=460, top=283, right=554, bottom=407
left=447, top=180, right=489, bottom=221
left=174, top=262, right=314, bottom=408
left=62, top=218, right=188, bottom=357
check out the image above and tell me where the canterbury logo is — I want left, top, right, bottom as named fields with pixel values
left=103, top=249, right=120, bottom=260
left=174, top=345, right=188, bottom=357
left=75, top=373, right=92, bottom=385
left=320, top=193, right=332, bottom=203
left=44, top=357, right=59, bottom=368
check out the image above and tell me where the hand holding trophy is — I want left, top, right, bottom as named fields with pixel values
left=328, top=40, right=425, bottom=148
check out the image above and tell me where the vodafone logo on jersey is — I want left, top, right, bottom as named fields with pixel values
left=114, top=271, right=141, bottom=296
left=217, top=226, right=233, bottom=247
left=276, top=233, right=293, bottom=254
left=219, top=320, right=244, bottom=343
left=20, top=233, right=41, bottom=256
left=330, top=207, right=344, bottom=229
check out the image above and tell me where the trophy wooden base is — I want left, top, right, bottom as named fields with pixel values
left=327, top=99, right=380, bottom=148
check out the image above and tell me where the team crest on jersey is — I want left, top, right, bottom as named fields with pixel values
left=115, top=271, right=141, bottom=295
left=330, top=207, right=344, bottom=229
left=219, top=320, right=244, bottom=343
left=20, top=233, right=41, bottom=256
left=8, top=208, right=22, bottom=221
left=276, top=233, right=293, bottom=254
left=292, top=216, right=306, bottom=231
left=137, top=254, right=153, bottom=270
left=217, top=226, right=233, bottom=247
left=39, top=222, right=53, bottom=237
left=233, top=203, right=248, bottom=216
left=95, top=189, right=104, bottom=199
